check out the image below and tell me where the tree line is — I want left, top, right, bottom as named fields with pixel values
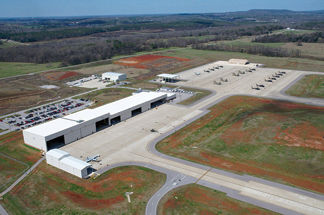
left=192, top=43, right=301, bottom=58
left=253, top=32, right=324, bottom=43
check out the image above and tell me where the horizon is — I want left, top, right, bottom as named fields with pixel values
left=1, top=0, right=324, bottom=18
left=1, top=9, right=324, bottom=19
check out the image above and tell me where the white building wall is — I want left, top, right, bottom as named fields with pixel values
left=64, top=128, right=82, bottom=144
left=23, top=130, right=47, bottom=151
left=80, top=123, right=95, bottom=137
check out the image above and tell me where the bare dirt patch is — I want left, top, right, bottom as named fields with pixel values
left=43, top=71, right=79, bottom=81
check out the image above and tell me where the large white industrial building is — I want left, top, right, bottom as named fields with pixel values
left=23, top=91, right=175, bottom=152
left=46, top=149, right=92, bottom=178
left=102, top=72, right=127, bottom=82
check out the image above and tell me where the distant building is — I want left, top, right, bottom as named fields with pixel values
left=46, top=149, right=92, bottom=178
left=229, top=59, right=250, bottom=65
left=102, top=72, right=127, bottom=82
left=157, top=73, right=180, bottom=83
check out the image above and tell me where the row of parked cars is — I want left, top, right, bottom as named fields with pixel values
left=2, top=99, right=91, bottom=131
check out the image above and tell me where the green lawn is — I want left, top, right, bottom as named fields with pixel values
left=178, top=87, right=211, bottom=105
left=2, top=164, right=166, bottom=215
left=158, top=184, right=278, bottom=215
left=157, top=96, right=324, bottom=193
left=0, top=62, right=61, bottom=78
left=286, top=75, right=324, bottom=98
left=216, top=39, right=285, bottom=48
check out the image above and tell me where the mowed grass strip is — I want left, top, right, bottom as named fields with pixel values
left=0, top=62, right=61, bottom=78
left=158, top=184, right=278, bottom=215
left=2, top=164, right=166, bottom=215
left=157, top=96, right=324, bottom=193
left=286, top=75, right=324, bottom=98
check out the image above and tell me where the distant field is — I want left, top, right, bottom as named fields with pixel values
left=0, top=40, right=26, bottom=48
left=273, top=29, right=316, bottom=35
left=157, top=96, right=324, bottom=193
left=2, top=164, right=166, bottom=215
left=158, top=184, right=278, bottom=215
left=159, top=48, right=324, bottom=72
left=74, top=88, right=134, bottom=108
left=286, top=75, right=324, bottom=98
left=282, top=42, right=324, bottom=59
left=0, top=62, right=61, bottom=78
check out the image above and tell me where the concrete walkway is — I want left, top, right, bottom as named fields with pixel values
left=0, top=157, right=45, bottom=197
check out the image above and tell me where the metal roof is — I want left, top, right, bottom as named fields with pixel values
left=102, top=72, right=125, bottom=77
left=157, top=73, right=180, bottom=79
left=92, top=91, right=166, bottom=116
left=24, top=118, right=78, bottom=137
left=46, top=149, right=70, bottom=160
left=60, top=155, right=91, bottom=170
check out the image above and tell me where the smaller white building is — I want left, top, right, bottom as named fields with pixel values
left=46, top=149, right=92, bottom=178
left=102, top=72, right=127, bottom=82
left=157, top=74, right=180, bottom=83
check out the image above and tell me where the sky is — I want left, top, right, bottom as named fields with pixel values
left=0, top=0, right=324, bottom=18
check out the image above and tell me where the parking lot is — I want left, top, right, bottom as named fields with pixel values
left=0, top=98, right=92, bottom=132
left=156, top=87, right=194, bottom=104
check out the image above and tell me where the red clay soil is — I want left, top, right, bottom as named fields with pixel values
left=0, top=132, right=22, bottom=145
left=163, top=186, right=274, bottom=215
left=44, top=165, right=143, bottom=193
left=115, top=54, right=190, bottom=69
left=62, top=191, right=124, bottom=209
left=275, top=122, right=324, bottom=151
left=43, top=71, right=79, bottom=81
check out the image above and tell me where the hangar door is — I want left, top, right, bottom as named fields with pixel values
left=150, top=99, right=165, bottom=108
left=46, top=135, right=65, bottom=150
left=96, top=118, right=109, bottom=131
left=131, top=107, right=142, bottom=117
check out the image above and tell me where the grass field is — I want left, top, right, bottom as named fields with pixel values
left=74, top=88, right=134, bottom=108
left=0, top=62, right=61, bottom=78
left=0, top=153, right=28, bottom=193
left=157, top=96, right=324, bottom=193
left=286, top=75, right=324, bottom=98
left=158, top=48, right=324, bottom=72
left=0, top=131, right=41, bottom=192
left=2, top=164, right=166, bottom=215
left=158, top=184, right=278, bottom=215
left=178, top=88, right=211, bottom=106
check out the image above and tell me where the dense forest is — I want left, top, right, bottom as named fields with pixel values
left=0, top=10, right=324, bottom=66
